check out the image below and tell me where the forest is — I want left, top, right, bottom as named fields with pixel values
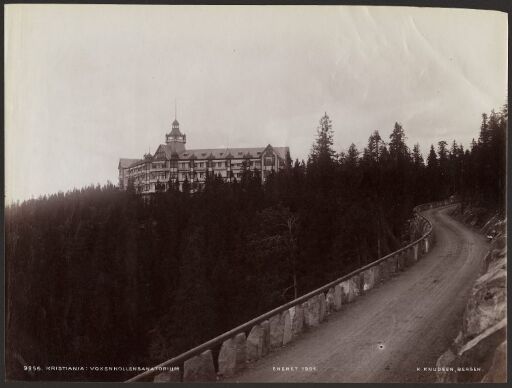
left=5, top=105, right=507, bottom=381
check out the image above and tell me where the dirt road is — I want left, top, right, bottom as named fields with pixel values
left=225, top=205, right=488, bottom=383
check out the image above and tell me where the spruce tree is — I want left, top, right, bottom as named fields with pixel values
left=310, top=112, right=336, bottom=164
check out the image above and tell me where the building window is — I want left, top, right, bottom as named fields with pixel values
left=217, top=161, right=224, bottom=168
left=264, top=156, right=275, bottom=166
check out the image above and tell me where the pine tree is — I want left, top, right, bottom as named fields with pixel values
left=310, top=113, right=336, bottom=164
left=363, top=130, right=386, bottom=163
left=427, top=144, right=438, bottom=169
left=389, top=122, right=409, bottom=162
left=478, top=112, right=490, bottom=145
left=345, top=143, right=360, bottom=167
left=412, top=143, right=424, bottom=167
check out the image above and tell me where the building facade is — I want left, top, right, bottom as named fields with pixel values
left=118, top=118, right=290, bottom=194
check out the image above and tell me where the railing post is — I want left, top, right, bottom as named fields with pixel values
left=246, top=324, right=264, bottom=362
left=282, top=310, right=292, bottom=345
left=340, top=280, right=354, bottom=303
left=318, top=293, right=327, bottom=322
left=261, top=320, right=270, bottom=356
left=351, top=274, right=363, bottom=297
left=362, top=268, right=373, bottom=292
left=269, top=314, right=284, bottom=349
left=374, top=264, right=381, bottom=284
left=218, top=333, right=246, bottom=378
left=303, top=297, right=319, bottom=328
left=290, top=305, right=304, bottom=337
left=397, top=252, right=405, bottom=271
left=378, top=261, right=388, bottom=282
left=404, top=247, right=413, bottom=267
left=388, top=255, right=398, bottom=275
left=326, top=288, right=335, bottom=314
left=334, top=284, right=343, bottom=310
left=183, top=350, right=216, bottom=382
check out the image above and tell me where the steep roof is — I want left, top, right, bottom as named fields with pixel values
left=268, top=147, right=290, bottom=161
left=175, top=146, right=289, bottom=160
left=118, top=158, right=140, bottom=169
left=154, top=143, right=185, bottom=159
left=122, top=145, right=290, bottom=167
left=179, top=147, right=264, bottom=160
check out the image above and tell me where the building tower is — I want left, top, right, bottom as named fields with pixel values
left=166, top=102, right=186, bottom=145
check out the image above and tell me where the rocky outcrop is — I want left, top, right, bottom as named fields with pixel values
left=452, top=205, right=500, bottom=233
left=436, top=219, right=507, bottom=383
left=482, top=340, right=507, bottom=382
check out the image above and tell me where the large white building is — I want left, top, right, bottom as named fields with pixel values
left=118, top=117, right=290, bottom=194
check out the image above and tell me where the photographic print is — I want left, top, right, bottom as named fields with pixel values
left=4, top=4, right=508, bottom=383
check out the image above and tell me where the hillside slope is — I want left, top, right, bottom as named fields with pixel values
left=224, top=205, right=488, bottom=382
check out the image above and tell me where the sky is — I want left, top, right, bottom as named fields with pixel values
left=5, top=5, right=508, bottom=203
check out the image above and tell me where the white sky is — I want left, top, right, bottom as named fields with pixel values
left=5, top=5, right=508, bottom=203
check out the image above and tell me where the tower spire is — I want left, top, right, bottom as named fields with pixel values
left=166, top=100, right=185, bottom=146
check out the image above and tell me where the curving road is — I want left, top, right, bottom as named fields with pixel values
left=225, top=205, right=488, bottom=383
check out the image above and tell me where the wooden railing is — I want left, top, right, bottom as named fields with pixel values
left=125, top=198, right=457, bottom=382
